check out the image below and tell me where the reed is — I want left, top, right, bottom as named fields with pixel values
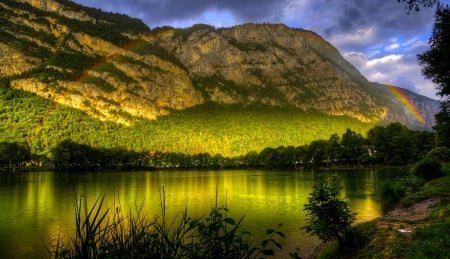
left=51, top=190, right=285, bottom=258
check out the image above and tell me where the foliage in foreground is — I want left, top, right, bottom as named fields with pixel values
left=51, top=195, right=286, bottom=259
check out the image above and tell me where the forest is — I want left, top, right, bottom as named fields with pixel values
left=0, top=78, right=376, bottom=158
left=0, top=121, right=439, bottom=171
left=0, top=68, right=444, bottom=172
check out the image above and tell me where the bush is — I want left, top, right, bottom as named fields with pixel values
left=379, top=175, right=425, bottom=208
left=380, top=181, right=406, bottom=207
left=303, top=176, right=357, bottom=246
left=426, top=146, right=450, bottom=162
left=412, top=158, right=444, bottom=181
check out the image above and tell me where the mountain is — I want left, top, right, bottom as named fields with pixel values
left=0, top=0, right=441, bottom=157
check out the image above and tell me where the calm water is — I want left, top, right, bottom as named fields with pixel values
left=0, top=169, right=386, bottom=258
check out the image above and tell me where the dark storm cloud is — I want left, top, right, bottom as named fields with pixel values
left=74, top=0, right=288, bottom=27
left=309, top=0, right=435, bottom=51
left=73, top=0, right=434, bottom=40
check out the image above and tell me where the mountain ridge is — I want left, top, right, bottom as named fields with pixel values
left=0, top=0, right=442, bottom=156
left=1, top=0, right=440, bottom=129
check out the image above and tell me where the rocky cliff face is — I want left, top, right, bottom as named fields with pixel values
left=147, top=24, right=385, bottom=123
left=0, top=0, right=440, bottom=128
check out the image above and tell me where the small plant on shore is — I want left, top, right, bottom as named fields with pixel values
left=302, top=175, right=356, bottom=246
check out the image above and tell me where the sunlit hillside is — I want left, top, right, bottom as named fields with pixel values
left=0, top=0, right=440, bottom=158
left=0, top=81, right=375, bottom=157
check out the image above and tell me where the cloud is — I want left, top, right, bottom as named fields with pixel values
left=284, top=0, right=435, bottom=51
left=385, top=42, right=400, bottom=52
left=328, top=27, right=378, bottom=50
left=344, top=51, right=437, bottom=99
left=74, top=0, right=288, bottom=27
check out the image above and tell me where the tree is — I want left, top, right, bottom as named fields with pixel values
left=340, top=129, right=366, bottom=166
left=398, top=1, right=450, bottom=148
left=52, top=139, right=94, bottom=171
left=303, top=176, right=356, bottom=246
left=433, top=102, right=450, bottom=147
left=418, top=4, right=450, bottom=147
left=418, top=5, right=450, bottom=97
left=326, top=134, right=341, bottom=167
left=397, top=0, right=440, bottom=12
left=367, top=123, right=418, bottom=165
left=0, top=142, right=31, bottom=168
left=306, top=140, right=328, bottom=169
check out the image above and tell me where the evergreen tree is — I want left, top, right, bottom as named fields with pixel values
left=303, top=176, right=356, bottom=246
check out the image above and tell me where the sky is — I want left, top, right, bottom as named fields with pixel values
left=71, top=0, right=450, bottom=100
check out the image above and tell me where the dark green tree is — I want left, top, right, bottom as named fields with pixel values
left=397, top=0, right=440, bottom=12
left=419, top=5, right=450, bottom=97
left=303, top=176, right=356, bottom=246
left=418, top=5, right=450, bottom=147
left=306, top=140, right=329, bottom=169
left=433, top=102, right=450, bottom=147
left=340, top=129, right=367, bottom=166
left=326, top=134, right=341, bottom=167
left=367, top=123, right=418, bottom=165
left=0, top=142, right=31, bottom=167
left=51, top=139, right=94, bottom=171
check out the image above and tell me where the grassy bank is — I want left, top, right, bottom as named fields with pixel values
left=318, top=163, right=450, bottom=258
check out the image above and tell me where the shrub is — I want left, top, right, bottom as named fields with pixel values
left=303, top=176, right=356, bottom=246
left=379, top=180, right=406, bottom=207
left=426, top=146, right=450, bottom=162
left=379, top=175, right=425, bottom=208
left=412, top=158, right=444, bottom=181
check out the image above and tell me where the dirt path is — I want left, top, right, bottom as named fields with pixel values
left=374, top=197, right=440, bottom=234
left=385, top=197, right=440, bottom=221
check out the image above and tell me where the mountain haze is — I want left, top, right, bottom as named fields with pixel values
left=0, top=0, right=441, bottom=156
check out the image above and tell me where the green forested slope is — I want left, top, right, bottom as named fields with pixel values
left=0, top=81, right=375, bottom=158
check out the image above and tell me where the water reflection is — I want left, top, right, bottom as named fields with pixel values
left=0, top=170, right=384, bottom=258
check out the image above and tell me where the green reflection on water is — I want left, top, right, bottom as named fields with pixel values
left=0, top=169, right=383, bottom=258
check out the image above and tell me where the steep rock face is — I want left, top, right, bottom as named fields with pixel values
left=17, top=0, right=95, bottom=22
left=147, top=24, right=383, bottom=122
left=0, top=0, right=440, bottom=129
left=1, top=0, right=203, bottom=123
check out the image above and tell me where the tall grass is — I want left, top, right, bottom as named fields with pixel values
left=51, top=190, right=285, bottom=258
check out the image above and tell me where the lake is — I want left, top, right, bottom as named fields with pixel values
left=0, top=169, right=388, bottom=258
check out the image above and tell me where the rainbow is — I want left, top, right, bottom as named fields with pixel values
left=385, top=84, right=425, bottom=126
left=29, top=39, right=151, bottom=142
